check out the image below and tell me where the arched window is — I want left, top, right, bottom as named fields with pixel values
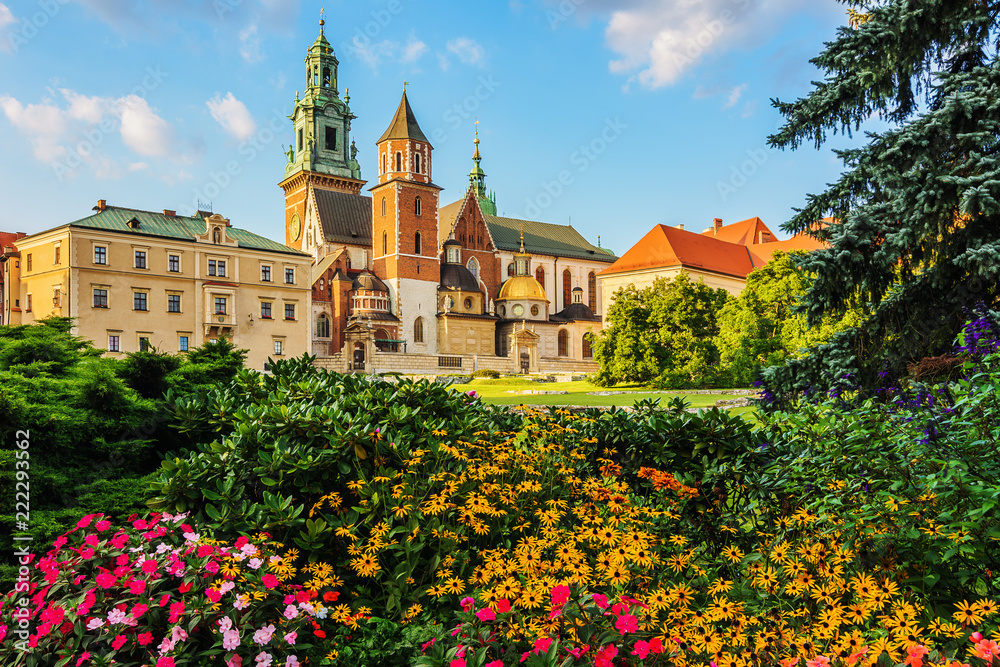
left=562, top=269, right=572, bottom=309
left=415, top=197, right=422, bottom=216
left=413, top=317, right=424, bottom=343
left=381, top=153, right=386, bottom=174
left=382, top=231, right=388, bottom=255
left=322, top=67, right=331, bottom=87
left=466, top=257, right=479, bottom=279
left=414, top=153, right=421, bottom=174
left=535, top=266, right=545, bottom=286
left=558, top=329, right=569, bottom=357
left=316, top=313, right=330, bottom=338
left=346, top=256, right=352, bottom=270
left=395, top=152, right=402, bottom=172
left=507, top=262, right=515, bottom=277
left=319, top=278, right=325, bottom=290
left=381, top=197, right=387, bottom=217
left=414, top=231, right=422, bottom=255
left=588, top=272, right=597, bottom=311
left=582, top=334, right=592, bottom=359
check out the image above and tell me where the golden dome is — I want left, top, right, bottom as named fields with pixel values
left=498, top=275, right=547, bottom=301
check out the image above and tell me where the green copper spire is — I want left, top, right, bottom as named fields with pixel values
left=284, top=12, right=361, bottom=182
left=468, top=123, right=497, bottom=216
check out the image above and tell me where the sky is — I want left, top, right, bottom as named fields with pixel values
left=0, top=0, right=855, bottom=257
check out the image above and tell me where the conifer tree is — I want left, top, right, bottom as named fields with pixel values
left=761, top=0, right=1000, bottom=402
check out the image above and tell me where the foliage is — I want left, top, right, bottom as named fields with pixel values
left=166, top=338, right=248, bottom=391
left=116, top=347, right=184, bottom=399
left=592, top=274, right=730, bottom=388
left=0, top=317, right=100, bottom=376
left=714, top=252, right=863, bottom=387
left=471, top=369, right=500, bottom=379
left=0, top=512, right=355, bottom=666
left=761, top=0, right=1000, bottom=398
left=332, top=617, right=445, bottom=667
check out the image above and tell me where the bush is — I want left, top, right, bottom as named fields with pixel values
left=471, top=369, right=500, bottom=379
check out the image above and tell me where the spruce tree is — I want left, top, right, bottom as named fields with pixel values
left=761, top=0, right=1000, bottom=403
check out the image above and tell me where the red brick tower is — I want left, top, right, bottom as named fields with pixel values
left=371, top=90, right=443, bottom=353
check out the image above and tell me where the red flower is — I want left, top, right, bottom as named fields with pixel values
left=76, top=651, right=91, bottom=666
left=550, top=585, right=571, bottom=606
left=77, top=516, right=94, bottom=529
left=323, top=591, right=340, bottom=603
left=158, top=594, right=170, bottom=607
left=156, top=658, right=175, bottom=667
left=314, top=629, right=326, bottom=639
left=178, top=582, right=193, bottom=593
left=615, top=614, right=638, bottom=635
left=494, top=599, right=511, bottom=613
left=137, top=632, right=154, bottom=646
left=168, top=601, right=185, bottom=623
left=95, top=520, right=111, bottom=531
left=261, top=574, right=279, bottom=589
left=129, top=579, right=146, bottom=595
left=112, top=635, right=127, bottom=650
left=197, top=545, right=214, bottom=558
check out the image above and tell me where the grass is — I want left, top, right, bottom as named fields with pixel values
left=448, top=377, right=752, bottom=409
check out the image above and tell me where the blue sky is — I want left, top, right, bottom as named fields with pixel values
left=0, top=0, right=852, bottom=256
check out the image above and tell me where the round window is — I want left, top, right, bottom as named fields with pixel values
left=446, top=297, right=455, bottom=309
left=464, top=298, right=472, bottom=310
left=530, top=305, right=539, bottom=316
left=512, top=304, right=524, bottom=317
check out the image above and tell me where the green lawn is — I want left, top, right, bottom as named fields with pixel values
left=448, top=377, right=753, bottom=409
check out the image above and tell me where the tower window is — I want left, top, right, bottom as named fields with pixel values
left=467, top=257, right=479, bottom=278
left=382, top=197, right=386, bottom=217
left=325, top=126, right=337, bottom=150
left=414, top=317, right=424, bottom=343
left=535, top=266, right=545, bottom=286
left=323, top=67, right=331, bottom=87
left=507, top=262, right=514, bottom=277
left=383, top=231, right=387, bottom=255
left=414, top=153, right=421, bottom=174
left=395, top=152, right=402, bottom=172
left=414, top=231, right=422, bottom=255
left=316, top=313, right=330, bottom=338
left=381, top=153, right=386, bottom=174
left=297, top=129, right=303, bottom=151
left=415, top=197, right=422, bottom=216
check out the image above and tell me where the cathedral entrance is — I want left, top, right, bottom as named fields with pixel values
left=520, top=350, right=530, bottom=374
left=352, top=343, right=365, bottom=371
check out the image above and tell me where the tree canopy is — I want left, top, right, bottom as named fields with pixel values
left=761, top=0, right=1000, bottom=401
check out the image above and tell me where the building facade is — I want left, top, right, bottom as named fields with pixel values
left=0, top=231, right=27, bottom=325
left=0, top=203, right=312, bottom=370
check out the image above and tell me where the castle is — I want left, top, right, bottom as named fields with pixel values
left=281, top=20, right=616, bottom=375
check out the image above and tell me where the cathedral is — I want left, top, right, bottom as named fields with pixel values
left=280, top=21, right=616, bottom=375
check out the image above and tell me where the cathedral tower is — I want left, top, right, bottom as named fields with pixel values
left=371, top=90, right=443, bottom=353
left=279, top=14, right=365, bottom=251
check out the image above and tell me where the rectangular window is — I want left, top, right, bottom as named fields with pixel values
left=284, top=303, right=295, bottom=320
left=285, top=267, right=295, bottom=284
left=135, top=250, right=146, bottom=269
left=261, top=302, right=272, bottom=319
left=26, top=254, right=32, bottom=272
left=94, top=246, right=107, bottom=265
left=217, top=260, right=226, bottom=278
left=139, top=337, right=150, bottom=352
left=134, top=292, right=147, bottom=311
left=208, top=259, right=216, bottom=276
left=215, top=297, right=227, bottom=315
left=108, top=335, right=120, bottom=352
left=26, top=294, right=32, bottom=311
left=54, top=246, right=60, bottom=264
left=167, top=294, right=181, bottom=313
left=261, top=265, right=271, bottom=282
left=93, top=288, right=108, bottom=308
left=53, top=288, right=60, bottom=307
left=168, top=255, right=180, bottom=272
left=179, top=336, right=189, bottom=352
left=325, top=126, right=337, bottom=150
left=274, top=339, right=283, bottom=356
left=297, top=128, right=303, bottom=151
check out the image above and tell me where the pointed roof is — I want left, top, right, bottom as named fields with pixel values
left=700, top=217, right=775, bottom=245
left=377, top=91, right=429, bottom=144
left=746, top=231, right=826, bottom=265
left=600, top=224, right=756, bottom=278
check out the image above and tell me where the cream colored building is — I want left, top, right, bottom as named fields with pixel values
left=1, top=201, right=312, bottom=370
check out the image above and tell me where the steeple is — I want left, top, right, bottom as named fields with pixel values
left=468, top=122, right=497, bottom=216
left=282, top=12, right=361, bottom=182
left=378, top=90, right=430, bottom=144
left=375, top=90, right=434, bottom=185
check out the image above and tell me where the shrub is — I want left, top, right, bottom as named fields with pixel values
left=471, top=369, right=500, bottom=379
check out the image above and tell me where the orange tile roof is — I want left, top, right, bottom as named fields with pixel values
left=700, top=217, right=775, bottom=244
left=599, top=224, right=756, bottom=278
left=747, top=231, right=826, bottom=265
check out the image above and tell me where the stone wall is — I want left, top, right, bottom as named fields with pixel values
left=313, top=351, right=598, bottom=375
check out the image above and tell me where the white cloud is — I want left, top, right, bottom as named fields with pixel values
left=436, top=52, right=450, bottom=71
left=351, top=33, right=428, bottom=71
left=0, top=1, right=15, bottom=49
left=446, top=37, right=485, bottom=66
left=603, top=0, right=809, bottom=89
left=401, top=36, right=428, bottom=63
left=723, top=83, right=748, bottom=109
left=239, top=22, right=264, bottom=64
left=0, top=95, right=70, bottom=162
left=118, top=95, right=172, bottom=157
left=206, top=92, right=257, bottom=141
left=62, top=89, right=108, bottom=124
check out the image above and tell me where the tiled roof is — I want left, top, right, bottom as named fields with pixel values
left=701, top=217, right=775, bottom=245
left=377, top=91, right=430, bottom=144
left=484, top=215, right=617, bottom=263
left=67, top=207, right=307, bottom=256
left=599, top=224, right=756, bottom=278
left=314, top=189, right=372, bottom=246
left=747, top=232, right=826, bottom=266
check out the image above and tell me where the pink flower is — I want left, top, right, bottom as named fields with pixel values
left=234, top=595, right=250, bottom=610
left=80, top=548, right=95, bottom=560
left=96, top=572, right=117, bottom=589
left=283, top=604, right=298, bottom=620
left=168, top=601, right=186, bottom=623
left=261, top=574, right=279, bottom=589
left=141, top=560, right=158, bottom=576
left=567, top=645, right=589, bottom=658
left=284, top=658, right=300, bottom=667
left=450, top=660, right=466, bottom=667
left=86, top=618, right=104, bottom=630
left=255, top=653, right=273, bottom=667
left=77, top=516, right=94, bottom=529
left=806, top=658, right=830, bottom=667
left=594, top=644, right=618, bottom=667
left=96, top=520, right=111, bottom=531
left=591, top=594, right=610, bottom=610
left=158, top=594, right=171, bottom=607
left=112, top=635, right=127, bottom=650
left=156, top=659, right=175, bottom=667
left=494, top=599, right=511, bottom=613
left=206, top=588, right=223, bottom=603
left=137, top=632, right=154, bottom=646
left=533, top=638, right=553, bottom=653
left=284, top=631, right=297, bottom=645
left=227, top=655, right=243, bottom=667
left=76, top=651, right=91, bottom=666
left=460, top=596, right=476, bottom=611
left=253, top=624, right=276, bottom=646
left=550, top=585, right=571, bottom=606
left=476, top=607, right=496, bottom=622
left=485, top=662, right=503, bottom=667
left=223, top=629, right=241, bottom=650
left=631, top=640, right=649, bottom=658
left=107, top=608, right=127, bottom=624
left=615, top=614, right=638, bottom=635
left=129, top=579, right=146, bottom=595
left=421, top=638, right=436, bottom=652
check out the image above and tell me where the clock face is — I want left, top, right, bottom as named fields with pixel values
left=290, top=213, right=302, bottom=242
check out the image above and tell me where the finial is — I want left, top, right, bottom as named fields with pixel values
left=519, top=223, right=525, bottom=253
left=345, top=87, right=350, bottom=105
left=474, top=118, right=479, bottom=144
left=403, top=81, right=409, bottom=92
left=319, top=7, right=325, bottom=33
left=597, top=235, right=601, bottom=248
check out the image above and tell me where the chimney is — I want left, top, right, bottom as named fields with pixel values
left=95, top=199, right=107, bottom=212
left=163, top=209, right=176, bottom=217
left=675, top=224, right=684, bottom=231
left=713, top=218, right=723, bottom=234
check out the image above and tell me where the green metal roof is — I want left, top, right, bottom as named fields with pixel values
left=68, top=207, right=309, bottom=256
left=484, top=215, right=617, bottom=263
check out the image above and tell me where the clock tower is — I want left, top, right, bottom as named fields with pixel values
left=279, top=14, right=365, bottom=251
